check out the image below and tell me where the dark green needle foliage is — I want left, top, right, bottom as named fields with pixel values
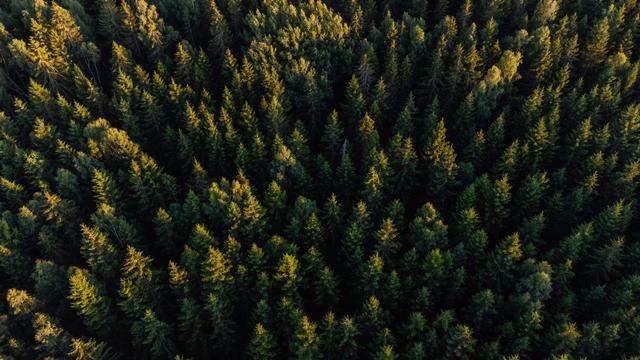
left=0, top=0, right=639, bottom=359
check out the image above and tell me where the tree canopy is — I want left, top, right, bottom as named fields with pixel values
left=0, top=0, right=639, bottom=359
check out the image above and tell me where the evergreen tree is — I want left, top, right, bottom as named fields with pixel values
left=68, top=267, right=114, bottom=335
left=1, top=1, right=640, bottom=358
left=248, top=323, right=277, bottom=360
left=68, top=337, right=119, bottom=360
left=583, top=17, right=610, bottom=71
left=424, top=119, right=458, bottom=197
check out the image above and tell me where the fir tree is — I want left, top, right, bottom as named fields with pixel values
left=68, top=267, right=114, bottom=335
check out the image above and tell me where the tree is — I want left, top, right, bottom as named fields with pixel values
left=315, top=266, right=339, bottom=309
left=374, top=344, right=396, bottom=360
left=33, top=312, right=71, bottom=358
left=344, top=75, right=366, bottom=131
left=533, top=0, right=559, bottom=26
left=322, top=110, right=344, bottom=162
left=176, top=297, right=203, bottom=349
left=583, top=17, right=610, bottom=70
left=424, top=119, right=458, bottom=196
left=119, top=246, right=157, bottom=321
left=68, top=338, right=119, bottom=360
left=201, top=246, right=236, bottom=350
left=445, top=325, right=476, bottom=360
left=248, top=323, right=277, bottom=360
left=393, top=94, right=416, bottom=137
left=586, top=237, right=625, bottom=282
left=358, top=53, right=376, bottom=95
left=335, top=148, right=357, bottom=201
left=341, top=219, right=366, bottom=285
left=120, top=0, right=166, bottom=59
left=374, top=218, right=400, bottom=262
left=275, top=253, right=300, bottom=300
left=484, top=233, right=523, bottom=286
left=80, top=224, right=119, bottom=278
left=290, top=316, right=320, bottom=359
left=32, top=260, right=67, bottom=312
left=7, top=3, right=89, bottom=90
left=135, top=309, right=174, bottom=358
left=68, top=267, right=113, bottom=335
left=409, top=203, right=448, bottom=255
left=6, top=288, right=37, bottom=316
left=302, top=212, right=325, bottom=250
left=358, top=113, right=380, bottom=164
left=529, top=26, right=552, bottom=85
left=360, top=253, right=384, bottom=299
left=492, top=174, right=512, bottom=230
left=517, top=172, right=549, bottom=218
left=264, top=180, right=286, bottom=225
left=208, top=0, right=230, bottom=59
left=388, top=135, right=417, bottom=200
left=359, top=296, right=385, bottom=354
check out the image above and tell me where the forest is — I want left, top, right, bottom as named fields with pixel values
left=0, top=0, right=639, bottom=358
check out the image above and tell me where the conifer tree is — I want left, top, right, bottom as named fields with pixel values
left=68, top=267, right=114, bottom=335
left=68, top=337, right=119, bottom=360
left=80, top=224, right=119, bottom=278
left=425, top=119, right=458, bottom=197
left=136, top=308, right=174, bottom=358
left=1, top=0, right=640, bottom=358
left=248, top=323, right=277, bottom=360
left=583, top=17, right=610, bottom=70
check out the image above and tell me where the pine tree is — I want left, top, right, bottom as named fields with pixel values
left=445, top=325, right=476, bottom=360
left=425, top=119, right=458, bottom=197
left=136, top=309, right=174, bottom=358
left=388, top=134, right=417, bottom=201
left=533, top=0, right=559, bottom=26
left=341, top=220, right=366, bottom=284
left=517, top=172, right=549, bottom=218
left=6, top=288, right=37, bottom=316
left=583, top=17, right=610, bottom=70
left=120, top=0, right=165, bottom=59
left=358, top=113, right=380, bottom=164
left=409, top=203, right=448, bottom=255
left=201, top=245, right=236, bottom=350
left=33, top=312, right=71, bottom=358
left=529, top=26, right=552, bottom=85
left=265, top=180, right=287, bottom=226
left=322, top=110, right=344, bottom=162
left=315, top=266, right=339, bottom=309
left=119, top=246, right=157, bottom=320
left=276, top=253, right=300, bottom=301
left=359, top=296, right=385, bottom=354
left=68, top=337, right=119, bottom=360
left=248, top=323, right=277, bottom=360
left=375, top=218, right=400, bottom=262
left=176, top=297, right=204, bottom=353
left=80, top=224, right=119, bottom=278
left=492, top=174, right=512, bottom=230
left=68, top=267, right=113, bottom=335
left=290, top=316, right=320, bottom=359
left=32, top=260, right=67, bottom=312
left=360, top=252, right=384, bottom=299
left=344, top=75, right=366, bottom=131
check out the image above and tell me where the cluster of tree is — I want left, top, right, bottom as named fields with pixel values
left=0, top=0, right=639, bottom=358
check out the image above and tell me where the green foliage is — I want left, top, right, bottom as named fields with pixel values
left=248, top=323, right=276, bottom=360
left=0, top=0, right=639, bottom=358
left=68, top=267, right=113, bottom=334
left=69, top=337, right=119, bottom=360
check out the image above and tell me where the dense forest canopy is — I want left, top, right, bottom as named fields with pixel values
left=0, top=0, right=639, bottom=358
